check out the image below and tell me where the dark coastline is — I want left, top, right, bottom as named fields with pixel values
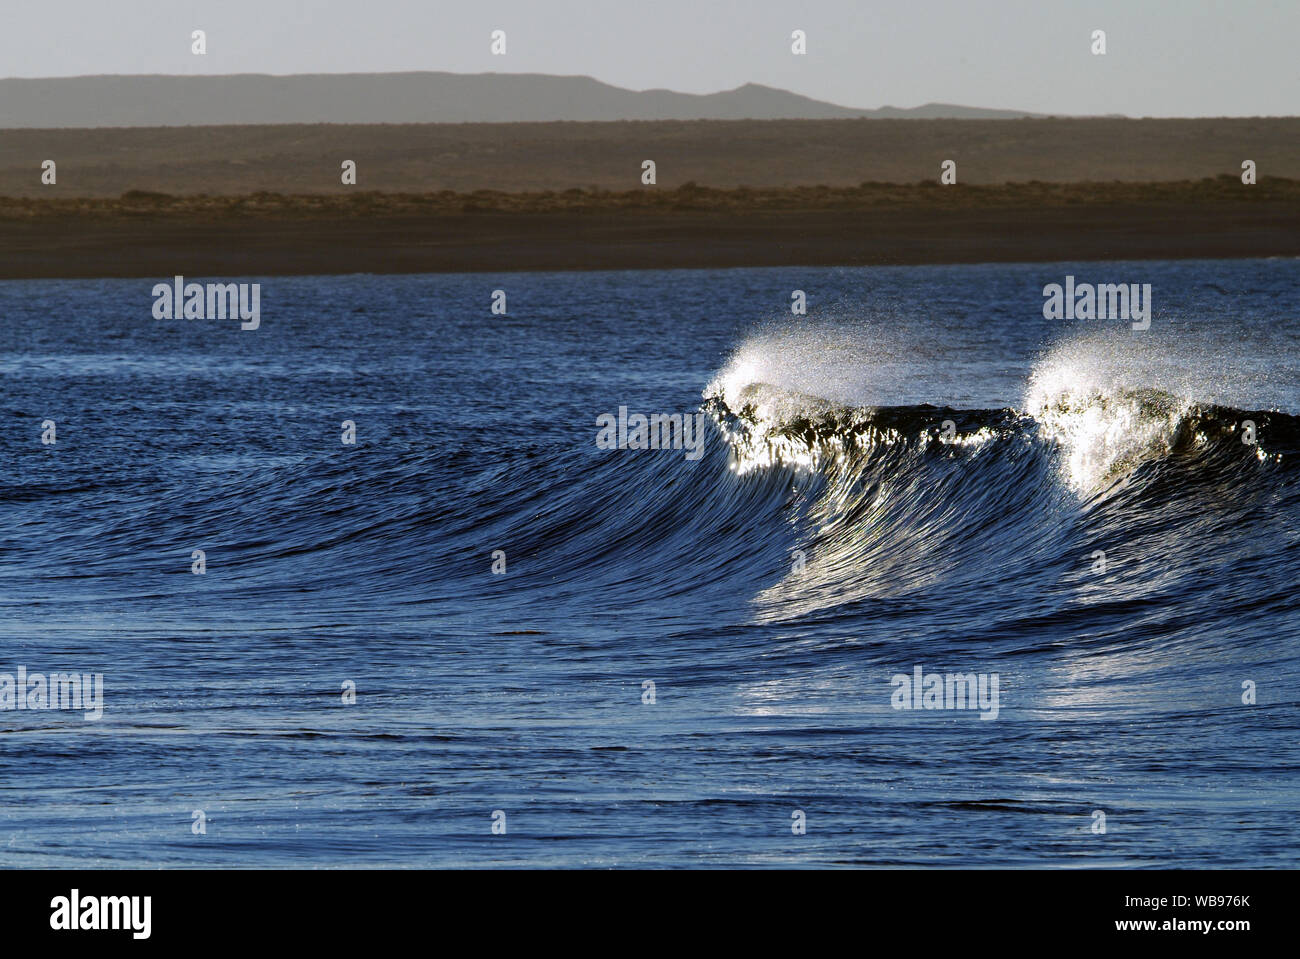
left=3, top=180, right=1297, bottom=279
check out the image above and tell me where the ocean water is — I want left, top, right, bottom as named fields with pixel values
left=1, top=259, right=1297, bottom=868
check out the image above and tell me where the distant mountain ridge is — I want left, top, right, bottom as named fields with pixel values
left=0, top=72, right=1047, bottom=128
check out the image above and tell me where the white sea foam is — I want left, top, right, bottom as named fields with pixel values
left=1024, top=333, right=1228, bottom=491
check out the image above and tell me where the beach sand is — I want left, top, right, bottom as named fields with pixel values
left=2, top=178, right=1296, bottom=279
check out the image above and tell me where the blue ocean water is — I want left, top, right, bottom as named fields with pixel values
left=1, top=259, right=1297, bottom=868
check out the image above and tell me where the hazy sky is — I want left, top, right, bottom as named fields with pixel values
left=3, top=0, right=1296, bottom=117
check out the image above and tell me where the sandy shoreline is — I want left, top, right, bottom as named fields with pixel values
left=3, top=180, right=1297, bottom=279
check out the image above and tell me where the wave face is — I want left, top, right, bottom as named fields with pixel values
left=703, top=367, right=1300, bottom=624
left=2, top=262, right=1299, bottom=868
